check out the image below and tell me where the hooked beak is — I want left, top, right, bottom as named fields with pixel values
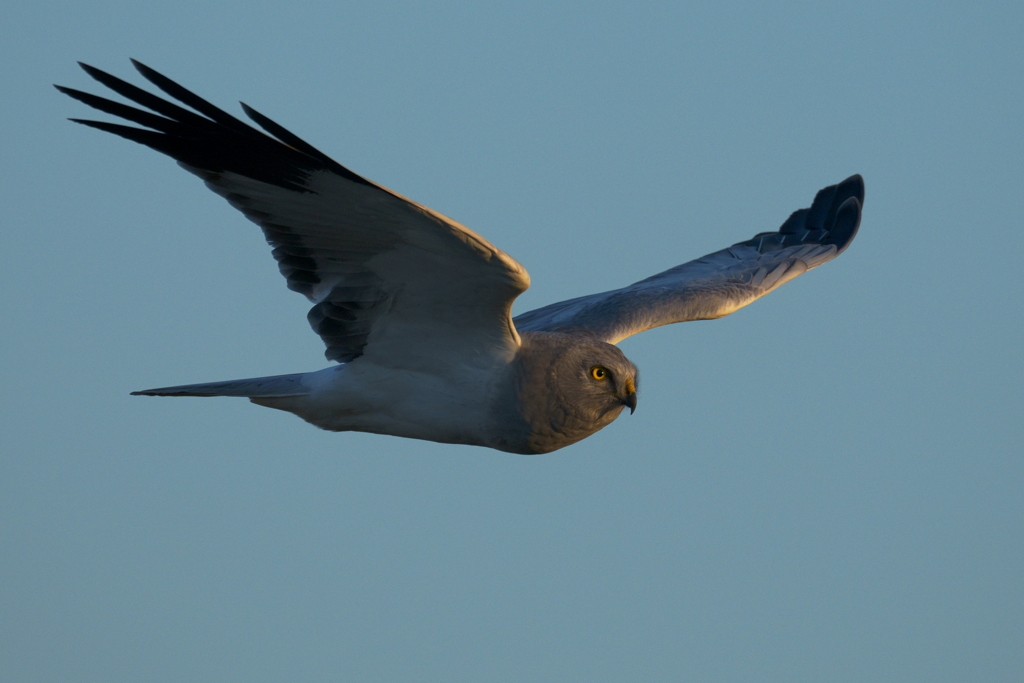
left=623, top=377, right=637, bottom=414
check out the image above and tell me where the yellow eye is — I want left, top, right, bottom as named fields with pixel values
left=591, top=366, right=609, bottom=380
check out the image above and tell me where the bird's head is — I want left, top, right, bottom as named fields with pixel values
left=552, top=338, right=639, bottom=421
left=506, top=332, right=640, bottom=454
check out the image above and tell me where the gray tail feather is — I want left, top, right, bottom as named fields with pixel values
left=131, top=372, right=310, bottom=398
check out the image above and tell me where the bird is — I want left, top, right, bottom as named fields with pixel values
left=57, top=60, right=864, bottom=454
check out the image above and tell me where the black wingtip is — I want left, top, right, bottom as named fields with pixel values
left=825, top=175, right=864, bottom=244
left=239, top=101, right=260, bottom=120
left=128, top=59, right=165, bottom=83
left=828, top=196, right=862, bottom=255
left=78, top=61, right=107, bottom=80
left=240, top=100, right=374, bottom=187
left=63, top=59, right=375, bottom=193
left=131, top=389, right=184, bottom=396
left=68, top=117, right=110, bottom=127
left=837, top=174, right=865, bottom=205
left=737, top=174, right=865, bottom=255
left=806, top=173, right=865, bottom=232
left=54, top=84, right=81, bottom=100
left=129, top=59, right=160, bottom=84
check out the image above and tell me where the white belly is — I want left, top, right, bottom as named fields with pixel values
left=268, top=359, right=507, bottom=448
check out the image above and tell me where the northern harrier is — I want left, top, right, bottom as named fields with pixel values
left=58, top=61, right=864, bottom=454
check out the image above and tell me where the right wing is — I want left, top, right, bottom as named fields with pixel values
left=513, top=175, right=863, bottom=344
left=58, top=61, right=531, bottom=365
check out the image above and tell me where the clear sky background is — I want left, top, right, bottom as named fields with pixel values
left=2, top=1, right=1022, bottom=681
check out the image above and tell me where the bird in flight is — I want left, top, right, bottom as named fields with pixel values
left=58, top=61, right=864, bottom=454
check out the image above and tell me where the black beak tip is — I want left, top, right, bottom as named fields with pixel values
left=625, top=392, right=637, bottom=414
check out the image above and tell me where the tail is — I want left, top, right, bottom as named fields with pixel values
left=131, top=372, right=310, bottom=398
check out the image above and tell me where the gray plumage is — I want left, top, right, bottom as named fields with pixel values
left=59, top=61, right=863, bottom=454
left=486, top=334, right=639, bottom=453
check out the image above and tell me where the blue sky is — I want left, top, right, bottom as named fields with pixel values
left=2, top=1, right=1022, bottom=681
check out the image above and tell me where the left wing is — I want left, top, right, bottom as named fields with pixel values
left=58, top=61, right=530, bottom=366
left=514, top=175, right=863, bottom=343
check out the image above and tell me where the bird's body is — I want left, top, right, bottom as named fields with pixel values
left=142, top=331, right=636, bottom=454
left=265, top=348, right=515, bottom=450
left=254, top=361, right=507, bottom=450
left=59, top=61, right=864, bottom=454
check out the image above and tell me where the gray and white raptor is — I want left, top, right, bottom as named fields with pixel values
left=58, top=61, right=864, bottom=454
